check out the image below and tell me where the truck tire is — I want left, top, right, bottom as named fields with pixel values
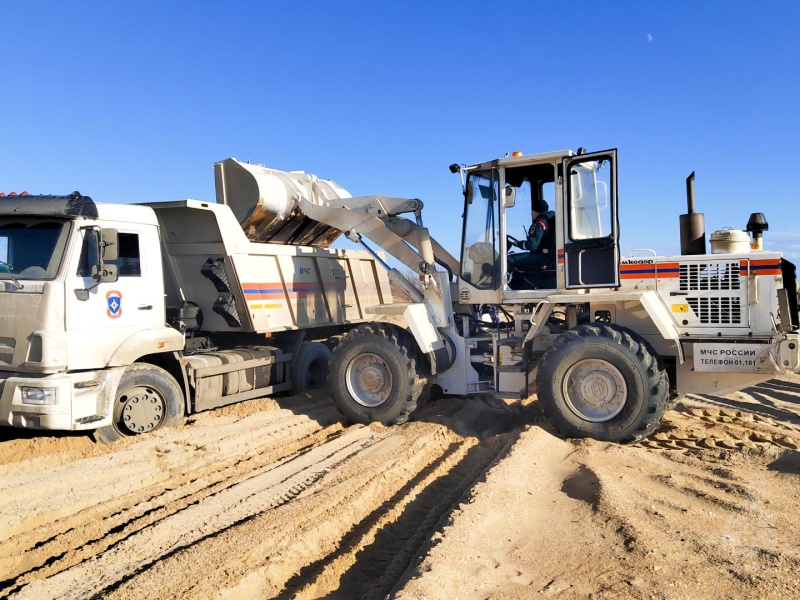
left=536, top=323, right=668, bottom=444
left=94, top=363, right=185, bottom=443
left=291, top=341, right=332, bottom=394
left=329, top=323, right=428, bottom=425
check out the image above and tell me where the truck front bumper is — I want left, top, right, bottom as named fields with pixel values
left=0, top=368, right=125, bottom=431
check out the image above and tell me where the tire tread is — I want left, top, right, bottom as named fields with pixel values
left=330, top=323, right=428, bottom=425
left=537, top=323, right=669, bottom=444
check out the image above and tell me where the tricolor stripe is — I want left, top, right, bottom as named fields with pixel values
left=619, top=262, right=680, bottom=280
left=740, top=259, right=782, bottom=276
left=557, top=249, right=565, bottom=265
left=243, top=281, right=322, bottom=301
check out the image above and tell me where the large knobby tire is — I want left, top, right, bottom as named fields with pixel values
left=94, top=363, right=185, bottom=443
left=291, top=341, right=332, bottom=394
left=536, top=323, right=668, bottom=444
left=329, top=323, right=428, bottom=425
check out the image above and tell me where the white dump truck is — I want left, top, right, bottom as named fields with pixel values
left=0, top=165, right=406, bottom=441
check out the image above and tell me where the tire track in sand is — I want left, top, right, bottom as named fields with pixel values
left=3, top=400, right=517, bottom=600
left=0, top=402, right=343, bottom=596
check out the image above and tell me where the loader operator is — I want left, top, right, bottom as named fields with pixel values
left=507, top=197, right=556, bottom=288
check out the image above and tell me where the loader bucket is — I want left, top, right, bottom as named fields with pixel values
left=214, top=158, right=348, bottom=247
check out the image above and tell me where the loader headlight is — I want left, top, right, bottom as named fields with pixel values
left=21, top=386, right=57, bottom=406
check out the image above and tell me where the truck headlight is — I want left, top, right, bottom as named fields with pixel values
left=21, top=387, right=58, bottom=406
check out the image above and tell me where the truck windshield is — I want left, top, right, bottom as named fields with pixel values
left=0, top=218, right=72, bottom=280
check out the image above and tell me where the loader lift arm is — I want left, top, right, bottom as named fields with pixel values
left=295, top=191, right=459, bottom=281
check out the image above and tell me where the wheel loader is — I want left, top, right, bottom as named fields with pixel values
left=215, top=148, right=799, bottom=443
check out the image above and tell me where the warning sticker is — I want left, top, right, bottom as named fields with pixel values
left=671, top=303, right=689, bottom=313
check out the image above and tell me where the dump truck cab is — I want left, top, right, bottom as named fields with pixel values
left=0, top=193, right=181, bottom=429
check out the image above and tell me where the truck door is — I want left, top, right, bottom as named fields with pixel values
left=66, top=223, right=165, bottom=370
left=562, top=149, right=620, bottom=289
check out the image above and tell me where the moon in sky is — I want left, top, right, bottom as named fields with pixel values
left=646, top=34, right=653, bottom=42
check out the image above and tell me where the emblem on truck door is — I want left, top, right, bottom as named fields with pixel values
left=106, top=290, right=123, bottom=319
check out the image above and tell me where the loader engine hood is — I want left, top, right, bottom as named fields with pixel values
left=214, top=158, right=350, bottom=247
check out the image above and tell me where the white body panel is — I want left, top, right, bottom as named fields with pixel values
left=619, top=251, right=786, bottom=337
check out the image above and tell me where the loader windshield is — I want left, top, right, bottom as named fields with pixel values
left=460, top=170, right=499, bottom=289
left=0, top=218, right=71, bottom=281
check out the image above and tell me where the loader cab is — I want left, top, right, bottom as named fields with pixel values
left=458, top=149, right=620, bottom=303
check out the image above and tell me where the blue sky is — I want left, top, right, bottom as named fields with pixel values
left=3, top=1, right=799, bottom=262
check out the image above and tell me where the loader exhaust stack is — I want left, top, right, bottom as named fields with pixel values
left=679, top=171, right=706, bottom=255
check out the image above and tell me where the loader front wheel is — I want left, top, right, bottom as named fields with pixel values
left=536, top=323, right=668, bottom=444
left=330, top=324, right=428, bottom=425
left=94, top=364, right=184, bottom=443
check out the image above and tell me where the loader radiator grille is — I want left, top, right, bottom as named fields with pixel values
left=687, top=297, right=743, bottom=324
left=680, top=262, right=741, bottom=291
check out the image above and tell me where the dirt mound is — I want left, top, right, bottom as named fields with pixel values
left=400, top=377, right=800, bottom=599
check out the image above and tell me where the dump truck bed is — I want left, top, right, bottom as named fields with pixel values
left=148, top=200, right=392, bottom=334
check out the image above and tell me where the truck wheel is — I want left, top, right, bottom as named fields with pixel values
left=94, top=364, right=184, bottom=443
left=329, top=323, right=428, bottom=425
left=536, top=323, right=668, bottom=444
left=291, top=341, right=332, bottom=394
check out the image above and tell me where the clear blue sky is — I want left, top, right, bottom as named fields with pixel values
left=3, top=1, right=799, bottom=262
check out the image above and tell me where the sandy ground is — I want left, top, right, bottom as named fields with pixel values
left=1, top=377, right=799, bottom=599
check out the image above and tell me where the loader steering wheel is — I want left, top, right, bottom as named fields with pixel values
left=506, top=234, right=521, bottom=252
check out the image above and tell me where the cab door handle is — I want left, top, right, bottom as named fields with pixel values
left=138, top=305, right=153, bottom=311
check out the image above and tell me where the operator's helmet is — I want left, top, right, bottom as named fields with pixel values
left=532, top=197, right=549, bottom=214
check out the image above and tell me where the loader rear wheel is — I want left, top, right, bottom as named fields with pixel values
left=536, top=323, right=668, bottom=444
left=94, top=364, right=184, bottom=443
left=291, top=341, right=332, bottom=394
left=329, top=323, right=428, bottom=425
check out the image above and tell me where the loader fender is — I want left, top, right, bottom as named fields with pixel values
left=402, top=303, right=447, bottom=373
left=551, top=290, right=684, bottom=364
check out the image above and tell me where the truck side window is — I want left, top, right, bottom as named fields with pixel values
left=78, top=232, right=141, bottom=277
left=110, top=233, right=141, bottom=276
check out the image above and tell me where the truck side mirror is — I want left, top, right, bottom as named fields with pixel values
left=92, top=263, right=118, bottom=283
left=81, top=227, right=119, bottom=284
left=100, top=228, right=119, bottom=261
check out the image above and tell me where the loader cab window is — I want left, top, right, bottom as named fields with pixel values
left=460, top=170, right=499, bottom=289
left=504, top=164, right=558, bottom=290
left=78, top=232, right=141, bottom=277
left=567, top=158, right=612, bottom=241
